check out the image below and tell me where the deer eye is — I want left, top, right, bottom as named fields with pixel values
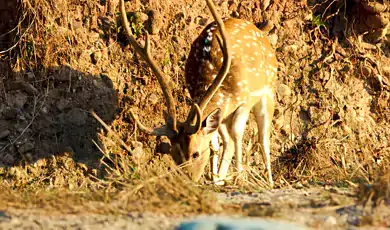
left=192, top=152, right=200, bottom=159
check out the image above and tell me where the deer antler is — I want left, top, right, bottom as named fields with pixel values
left=119, top=0, right=178, bottom=134
left=184, top=0, right=232, bottom=134
left=199, top=0, right=231, bottom=111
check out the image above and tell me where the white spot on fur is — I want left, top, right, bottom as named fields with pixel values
left=250, top=85, right=273, bottom=97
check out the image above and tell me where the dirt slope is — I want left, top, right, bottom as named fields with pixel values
left=0, top=0, right=389, bottom=229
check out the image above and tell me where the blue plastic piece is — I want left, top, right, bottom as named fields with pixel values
left=176, top=217, right=308, bottom=230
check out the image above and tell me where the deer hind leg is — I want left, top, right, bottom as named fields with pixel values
left=253, top=95, right=275, bottom=188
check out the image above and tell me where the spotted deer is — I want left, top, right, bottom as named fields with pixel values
left=119, top=0, right=277, bottom=187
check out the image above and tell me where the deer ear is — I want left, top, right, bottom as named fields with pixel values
left=202, top=108, right=222, bottom=135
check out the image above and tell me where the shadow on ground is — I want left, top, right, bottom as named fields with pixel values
left=0, top=64, right=118, bottom=170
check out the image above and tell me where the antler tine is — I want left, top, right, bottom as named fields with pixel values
left=129, top=109, right=155, bottom=134
left=119, top=0, right=177, bottom=133
left=198, top=0, right=232, bottom=112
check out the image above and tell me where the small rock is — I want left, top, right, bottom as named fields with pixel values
left=3, top=109, right=17, bottom=120
left=195, top=16, right=208, bottom=26
left=62, top=146, right=75, bottom=157
left=0, top=130, right=10, bottom=139
left=57, top=99, right=69, bottom=111
left=34, top=158, right=47, bottom=167
left=20, top=82, right=38, bottom=95
left=361, top=1, right=387, bottom=14
left=2, top=153, right=15, bottom=164
left=107, top=0, right=119, bottom=16
left=231, top=191, right=240, bottom=196
left=149, top=93, right=159, bottom=105
left=26, top=72, right=35, bottom=80
left=91, top=51, right=102, bottom=64
left=135, top=12, right=148, bottom=23
left=72, top=19, right=83, bottom=29
left=89, top=32, right=100, bottom=41
left=284, top=19, right=297, bottom=29
left=277, top=84, right=291, bottom=98
left=341, top=124, right=352, bottom=134
left=147, top=10, right=163, bottom=35
left=274, top=117, right=284, bottom=130
left=17, top=114, right=26, bottom=121
left=18, top=142, right=34, bottom=154
left=383, top=66, right=390, bottom=77
left=8, top=167, right=21, bottom=177
left=137, top=39, right=146, bottom=48
left=131, top=146, right=144, bottom=164
left=364, top=14, right=388, bottom=30
left=25, top=153, right=33, bottom=161
left=65, top=108, right=87, bottom=126
left=54, top=65, right=73, bottom=82
left=360, top=65, right=372, bottom=77
left=131, top=141, right=143, bottom=149
left=269, top=33, right=278, bottom=47
left=16, top=127, right=26, bottom=133
left=294, top=181, right=303, bottom=189
left=41, top=106, right=48, bottom=114
left=366, top=27, right=388, bottom=43
left=323, top=216, right=337, bottom=226
left=308, top=107, right=330, bottom=124
left=8, top=81, right=38, bottom=95
left=258, top=20, right=274, bottom=32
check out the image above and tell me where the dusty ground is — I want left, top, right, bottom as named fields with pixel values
left=0, top=187, right=389, bottom=229
left=0, top=0, right=389, bottom=229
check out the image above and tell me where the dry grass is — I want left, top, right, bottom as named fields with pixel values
left=0, top=151, right=224, bottom=215
left=356, top=162, right=390, bottom=208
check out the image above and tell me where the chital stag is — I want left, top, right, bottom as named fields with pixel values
left=119, top=0, right=277, bottom=187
